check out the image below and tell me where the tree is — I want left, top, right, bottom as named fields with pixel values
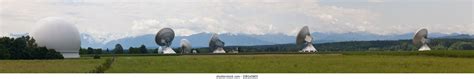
left=94, top=48, right=102, bottom=59
left=10, top=36, right=29, bottom=59
left=128, top=47, right=140, bottom=54
left=139, top=44, right=148, bottom=54
left=79, top=48, right=87, bottom=54
left=87, top=47, right=94, bottom=54
left=0, top=36, right=62, bottom=59
left=128, top=47, right=133, bottom=53
left=152, top=48, right=158, bottom=54
left=25, top=36, right=37, bottom=48
left=0, top=39, right=10, bottom=59
left=114, top=44, right=124, bottom=54
left=47, top=49, right=63, bottom=59
left=0, top=49, right=10, bottom=59
left=106, top=48, right=110, bottom=54
left=432, top=44, right=447, bottom=50
left=33, top=47, right=63, bottom=59
left=449, top=42, right=474, bottom=50
left=95, top=49, right=103, bottom=54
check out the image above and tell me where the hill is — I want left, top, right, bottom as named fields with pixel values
left=437, top=34, right=474, bottom=39
left=81, top=32, right=464, bottom=49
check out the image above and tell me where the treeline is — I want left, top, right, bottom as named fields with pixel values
left=80, top=44, right=159, bottom=55
left=0, top=36, right=63, bottom=59
left=127, top=45, right=150, bottom=54
left=225, top=39, right=474, bottom=52
left=82, top=43, right=203, bottom=55
left=82, top=39, right=474, bottom=54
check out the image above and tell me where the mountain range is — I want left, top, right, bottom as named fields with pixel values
left=80, top=32, right=472, bottom=49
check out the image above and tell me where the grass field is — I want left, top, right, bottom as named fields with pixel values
left=0, top=58, right=105, bottom=73
left=1, top=50, right=474, bottom=73
left=107, top=54, right=474, bottom=73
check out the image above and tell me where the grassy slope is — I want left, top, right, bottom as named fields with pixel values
left=107, top=51, right=474, bottom=73
left=0, top=57, right=105, bottom=73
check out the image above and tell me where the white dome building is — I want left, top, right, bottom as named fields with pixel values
left=31, top=17, right=81, bottom=58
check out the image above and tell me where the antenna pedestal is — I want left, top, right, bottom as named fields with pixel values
left=300, top=44, right=317, bottom=52
left=162, top=46, right=176, bottom=54
left=213, top=47, right=226, bottom=53
left=418, top=44, right=431, bottom=51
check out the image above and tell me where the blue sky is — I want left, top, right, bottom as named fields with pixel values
left=0, top=0, right=472, bottom=43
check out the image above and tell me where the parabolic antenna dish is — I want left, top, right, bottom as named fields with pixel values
left=155, top=28, right=175, bottom=46
left=155, top=28, right=176, bottom=54
left=180, top=39, right=192, bottom=54
left=31, top=17, right=81, bottom=58
left=413, top=28, right=431, bottom=51
left=296, top=26, right=317, bottom=52
left=209, top=33, right=226, bottom=53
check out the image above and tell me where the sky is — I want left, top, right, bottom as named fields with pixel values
left=0, top=0, right=473, bottom=43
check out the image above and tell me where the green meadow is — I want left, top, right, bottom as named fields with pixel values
left=0, top=58, right=105, bottom=73
left=1, top=50, right=474, bottom=73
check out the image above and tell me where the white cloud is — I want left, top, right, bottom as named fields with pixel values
left=0, top=32, right=6, bottom=37
left=87, top=0, right=380, bottom=37
left=368, top=0, right=384, bottom=3
left=1, top=0, right=472, bottom=43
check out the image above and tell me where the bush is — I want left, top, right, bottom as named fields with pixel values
left=94, top=55, right=101, bottom=59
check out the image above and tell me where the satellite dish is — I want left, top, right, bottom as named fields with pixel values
left=209, top=33, right=226, bottom=53
left=413, top=28, right=431, bottom=51
left=296, top=26, right=317, bottom=52
left=155, top=28, right=176, bottom=54
left=180, top=39, right=192, bottom=54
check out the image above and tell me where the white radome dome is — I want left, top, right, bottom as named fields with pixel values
left=31, top=17, right=81, bottom=58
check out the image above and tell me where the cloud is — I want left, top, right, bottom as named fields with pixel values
left=0, top=32, right=6, bottom=37
left=1, top=0, right=473, bottom=43
left=0, top=26, right=4, bottom=36
left=123, top=0, right=379, bottom=36
left=368, top=0, right=384, bottom=3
